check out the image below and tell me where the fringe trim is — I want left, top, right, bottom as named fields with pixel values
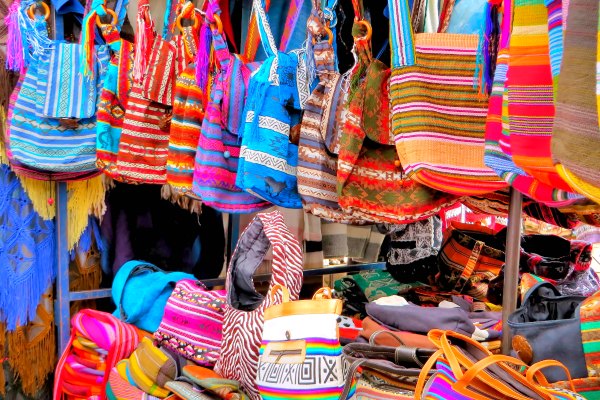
left=161, top=184, right=203, bottom=214
left=7, top=290, right=55, bottom=397
left=67, top=175, right=107, bottom=251
left=0, top=323, right=5, bottom=397
left=13, top=176, right=56, bottom=219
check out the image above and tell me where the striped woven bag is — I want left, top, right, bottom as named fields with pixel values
left=390, top=0, right=507, bottom=196
left=337, top=5, right=459, bottom=225
left=552, top=0, right=600, bottom=203
left=191, top=0, right=271, bottom=213
left=116, top=0, right=187, bottom=184
left=297, top=1, right=361, bottom=223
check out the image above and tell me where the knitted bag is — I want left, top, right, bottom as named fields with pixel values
left=552, top=0, right=600, bottom=202
left=96, top=25, right=134, bottom=180
left=336, top=10, right=459, bottom=224
left=213, top=211, right=304, bottom=400
left=154, top=279, right=227, bottom=366
left=235, top=0, right=311, bottom=209
left=9, top=7, right=109, bottom=174
left=390, top=0, right=507, bottom=196
left=191, top=0, right=271, bottom=212
left=116, top=0, right=186, bottom=184
left=297, top=1, right=359, bottom=223
left=54, top=309, right=140, bottom=399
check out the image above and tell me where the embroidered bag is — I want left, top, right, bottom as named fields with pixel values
left=116, top=0, right=186, bottom=184
left=297, top=1, right=360, bottom=223
left=9, top=5, right=110, bottom=173
left=191, top=0, right=271, bottom=212
left=165, top=3, right=206, bottom=197
left=214, top=211, right=304, bottom=400
left=154, top=279, right=227, bottom=367
left=336, top=7, right=459, bottom=224
left=96, top=25, right=134, bottom=180
left=390, top=0, right=507, bottom=196
left=256, top=286, right=344, bottom=400
left=235, top=0, right=311, bottom=209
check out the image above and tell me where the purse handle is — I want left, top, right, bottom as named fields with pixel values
left=269, top=284, right=291, bottom=303
left=388, top=0, right=416, bottom=68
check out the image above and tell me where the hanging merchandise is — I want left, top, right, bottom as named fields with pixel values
left=54, top=309, right=140, bottom=399
left=96, top=25, right=134, bottom=181
left=116, top=0, right=188, bottom=184
left=164, top=2, right=205, bottom=198
left=154, top=279, right=227, bottom=367
left=414, top=329, right=585, bottom=400
left=297, top=0, right=362, bottom=223
left=337, top=0, right=459, bottom=224
left=390, top=0, right=507, bottom=196
left=111, top=260, right=196, bottom=333
left=235, top=0, right=312, bottom=209
left=256, top=286, right=344, bottom=400
left=214, top=211, right=304, bottom=400
left=8, top=1, right=109, bottom=173
left=191, top=0, right=272, bottom=213
left=552, top=0, right=600, bottom=203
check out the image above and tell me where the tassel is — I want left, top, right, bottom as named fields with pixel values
left=196, top=22, right=213, bottom=89
left=67, top=175, right=108, bottom=251
left=80, top=10, right=98, bottom=80
left=133, top=1, right=155, bottom=82
left=5, top=0, right=24, bottom=72
left=161, top=184, right=203, bottom=214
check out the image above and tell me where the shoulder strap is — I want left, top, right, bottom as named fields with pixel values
left=279, top=0, right=306, bottom=52
left=243, top=0, right=272, bottom=61
left=252, top=0, right=278, bottom=59
left=389, top=0, right=416, bottom=68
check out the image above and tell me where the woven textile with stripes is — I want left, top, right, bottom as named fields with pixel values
left=214, top=211, right=304, bottom=400
left=192, top=0, right=271, bottom=213
left=390, top=0, right=506, bottom=196
left=552, top=0, right=600, bottom=203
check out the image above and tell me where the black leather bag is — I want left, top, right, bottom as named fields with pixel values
left=507, top=281, right=587, bottom=382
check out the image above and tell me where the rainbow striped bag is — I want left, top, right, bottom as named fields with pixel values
left=257, top=286, right=344, bottom=400
left=390, top=0, right=507, bottom=196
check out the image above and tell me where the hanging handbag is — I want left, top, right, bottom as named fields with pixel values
left=154, top=279, right=227, bottom=367
left=297, top=1, right=360, bottom=223
left=214, top=211, right=304, bottom=400
left=414, top=329, right=585, bottom=400
left=390, top=0, right=507, bottom=196
left=191, top=0, right=271, bottom=213
left=96, top=24, right=135, bottom=180
left=336, top=4, right=459, bottom=224
left=116, top=0, right=187, bottom=184
left=9, top=5, right=111, bottom=174
left=112, top=260, right=196, bottom=333
left=235, top=0, right=311, bottom=209
left=256, top=286, right=344, bottom=400
left=340, top=332, right=436, bottom=400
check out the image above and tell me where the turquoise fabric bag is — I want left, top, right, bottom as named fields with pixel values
left=112, top=260, right=195, bottom=332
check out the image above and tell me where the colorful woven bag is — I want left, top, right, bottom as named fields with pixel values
left=390, top=0, right=507, bottom=196
left=297, top=1, right=360, bottom=223
left=552, top=0, right=600, bottom=203
left=214, top=211, right=304, bottom=400
left=154, top=279, right=227, bottom=366
left=9, top=6, right=109, bottom=174
left=96, top=25, right=134, bottom=180
left=54, top=309, right=140, bottom=399
left=191, top=0, right=271, bottom=213
left=116, top=0, right=186, bottom=184
left=337, top=8, right=459, bottom=224
left=235, top=0, right=311, bottom=209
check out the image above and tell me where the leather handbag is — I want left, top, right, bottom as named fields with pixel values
left=436, top=221, right=505, bottom=301
left=336, top=7, right=458, bottom=225
left=154, top=279, right=227, bottom=366
left=213, top=211, right=304, bottom=400
left=389, top=0, right=507, bottom=196
left=191, top=0, right=271, bottom=213
left=9, top=6, right=110, bottom=174
left=116, top=0, right=186, bottom=184
left=235, top=0, right=311, bottom=209
left=414, top=329, right=585, bottom=400
left=256, top=286, right=344, bottom=400
left=112, top=260, right=196, bottom=333
left=340, top=331, right=436, bottom=400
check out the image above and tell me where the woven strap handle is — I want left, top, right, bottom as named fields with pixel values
left=388, top=0, right=415, bottom=67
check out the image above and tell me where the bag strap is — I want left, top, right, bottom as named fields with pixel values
left=243, top=0, right=272, bottom=61
left=388, top=0, right=415, bottom=68
left=525, top=360, right=576, bottom=392
left=252, top=0, right=279, bottom=60
left=279, top=0, right=306, bottom=53
left=369, top=330, right=406, bottom=347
